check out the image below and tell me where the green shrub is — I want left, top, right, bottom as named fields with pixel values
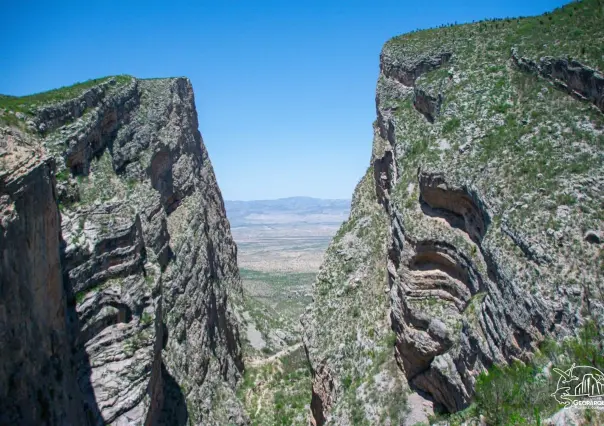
left=385, top=331, right=397, bottom=347
left=141, top=312, right=153, bottom=326
left=351, top=401, right=369, bottom=425
left=474, top=361, right=554, bottom=425
left=442, top=117, right=461, bottom=134
left=342, top=375, right=353, bottom=390
left=55, top=169, right=70, bottom=182
left=493, top=103, right=512, bottom=114
left=472, top=321, right=603, bottom=425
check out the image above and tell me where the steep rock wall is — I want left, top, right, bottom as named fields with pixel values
left=304, top=2, right=604, bottom=423
left=0, top=77, right=247, bottom=425
left=0, top=130, right=85, bottom=425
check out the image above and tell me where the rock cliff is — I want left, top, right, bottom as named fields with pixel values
left=303, top=1, right=604, bottom=424
left=0, top=76, right=247, bottom=425
left=0, top=132, right=85, bottom=425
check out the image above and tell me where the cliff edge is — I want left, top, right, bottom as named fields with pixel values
left=0, top=76, right=247, bottom=425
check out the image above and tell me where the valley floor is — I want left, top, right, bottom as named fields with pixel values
left=231, top=222, right=339, bottom=424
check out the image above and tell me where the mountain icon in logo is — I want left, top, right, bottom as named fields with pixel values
left=552, top=363, right=604, bottom=406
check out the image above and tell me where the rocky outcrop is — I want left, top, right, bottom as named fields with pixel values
left=380, top=51, right=452, bottom=87
left=0, top=77, right=247, bottom=425
left=511, top=47, right=604, bottom=113
left=304, top=2, right=604, bottom=423
left=63, top=203, right=146, bottom=295
left=418, top=172, right=490, bottom=245
left=412, top=88, right=443, bottom=122
left=379, top=50, right=450, bottom=123
left=389, top=171, right=555, bottom=412
left=309, top=364, right=335, bottom=426
left=32, top=78, right=135, bottom=135
left=43, top=78, right=139, bottom=175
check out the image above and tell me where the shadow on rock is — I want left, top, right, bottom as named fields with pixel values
left=157, top=363, right=188, bottom=426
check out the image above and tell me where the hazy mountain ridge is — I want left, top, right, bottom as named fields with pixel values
left=225, top=197, right=351, bottom=226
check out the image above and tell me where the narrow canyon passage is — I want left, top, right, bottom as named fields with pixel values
left=1, top=1, right=603, bottom=425
left=224, top=198, right=350, bottom=425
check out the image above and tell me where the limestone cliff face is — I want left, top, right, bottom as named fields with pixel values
left=0, top=132, right=84, bottom=425
left=0, top=77, right=246, bottom=425
left=304, top=1, right=604, bottom=424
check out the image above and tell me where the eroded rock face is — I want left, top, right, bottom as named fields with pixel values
left=412, top=88, right=443, bottom=123
left=378, top=38, right=602, bottom=413
left=0, top=77, right=247, bottom=425
left=380, top=51, right=452, bottom=87
left=33, top=78, right=130, bottom=134
left=309, top=364, right=335, bottom=426
left=389, top=172, right=552, bottom=412
left=511, top=47, right=604, bottom=113
left=304, top=4, right=603, bottom=423
left=0, top=130, right=85, bottom=425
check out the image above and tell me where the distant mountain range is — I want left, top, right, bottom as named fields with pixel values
left=224, top=197, right=351, bottom=226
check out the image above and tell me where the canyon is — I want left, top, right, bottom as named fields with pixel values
left=1, top=1, right=603, bottom=425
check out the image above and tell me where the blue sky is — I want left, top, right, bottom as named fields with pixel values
left=1, top=0, right=569, bottom=200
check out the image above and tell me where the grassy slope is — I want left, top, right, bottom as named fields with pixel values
left=388, top=0, right=604, bottom=71
left=0, top=75, right=133, bottom=114
left=237, top=269, right=316, bottom=422
left=238, top=268, right=315, bottom=355
left=306, top=166, right=410, bottom=424
left=240, top=268, right=315, bottom=319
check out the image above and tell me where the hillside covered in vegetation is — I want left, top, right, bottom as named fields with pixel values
left=303, top=0, right=604, bottom=424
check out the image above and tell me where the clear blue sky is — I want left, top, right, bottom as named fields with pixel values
left=1, top=0, right=569, bottom=200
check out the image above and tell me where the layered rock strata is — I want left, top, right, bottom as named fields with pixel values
left=304, top=2, right=604, bottom=423
left=0, top=77, right=246, bottom=425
